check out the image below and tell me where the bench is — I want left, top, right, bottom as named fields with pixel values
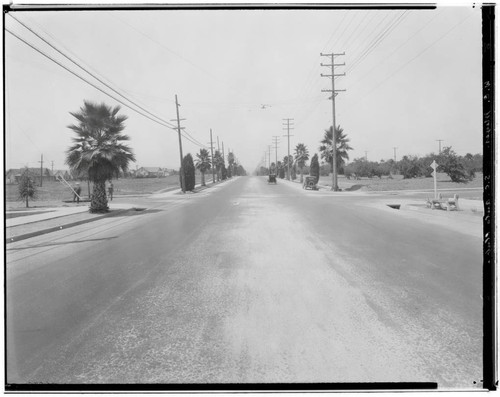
left=426, top=194, right=459, bottom=211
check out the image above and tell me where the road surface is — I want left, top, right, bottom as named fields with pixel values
left=6, top=176, right=483, bottom=387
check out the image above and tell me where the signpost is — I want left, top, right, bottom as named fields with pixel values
left=430, top=160, right=438, bottom=199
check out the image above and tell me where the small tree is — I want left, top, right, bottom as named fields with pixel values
left=18, top=168, right=37, bottom=208
left=310, top=153, right=320, bottom=183
left=437, top=146, right=473, bottom=183
left=182, top=153, right=196, bottom=191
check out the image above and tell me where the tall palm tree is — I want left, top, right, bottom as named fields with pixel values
left=195, top=148, right=211, bottom=186
left=66, top=101, right=135, bottom=213
left=294, top=143, right=309, bottom=183
left=319, top=125, right=353, bottom=173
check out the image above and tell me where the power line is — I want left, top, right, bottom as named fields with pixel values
left=347, top=11, right=409, bottom=74
left=8, top=14, right=178, bottom=131
left=6, top=28, right=176, bottom=131
left=7, top=26, right=209, bottom=150
left=355, top=13, right=473, bottom=103
left=349, top=9, right=441, bottom=90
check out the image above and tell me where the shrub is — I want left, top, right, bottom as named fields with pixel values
left=310, top=154, right=320, bottom=183
left=182, top=153, right=196, bottom=190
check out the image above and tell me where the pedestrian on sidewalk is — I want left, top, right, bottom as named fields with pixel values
left=108, top=182, right=114, bottom=201
left=73, top=183, right=82, bottom=204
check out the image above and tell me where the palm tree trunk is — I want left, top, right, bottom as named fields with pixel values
left=300, top=166, right=304, bottom=183
left=201, top=171, right=206, bottom=186
left=90, top=180, right=109, bottom=213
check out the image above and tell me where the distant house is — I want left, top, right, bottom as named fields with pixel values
left=5, top=168, right=52, bottom=184
left=136, top=167, right=169, bottom=178
left=53, top=170, right=72, bottom=181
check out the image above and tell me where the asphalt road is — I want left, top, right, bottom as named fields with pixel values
left=6, top=176, right=483, bottom=388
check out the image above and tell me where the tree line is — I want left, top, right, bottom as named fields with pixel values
left=255, top=125, right=482, bottom=186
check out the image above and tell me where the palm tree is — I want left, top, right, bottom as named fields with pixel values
left=66, top=101, right=135, bottom=213
left=213, top=150, right=223, bottom=181
left=294, top=143, right=309, bottom=183
left=195, top=148, right=211, bottom=186
left=319, top=125, right=353, bottom=174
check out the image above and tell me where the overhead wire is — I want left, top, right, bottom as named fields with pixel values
left=354, top=13, right=474, bottom=104
left=346, top=11, right=409, bottom=74
left=348, top=9, right=442, bottom=89
left=8, top=13, right=178, bottom=131
left=7, top=19, right=210, bottom=150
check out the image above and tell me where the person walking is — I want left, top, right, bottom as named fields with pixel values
left=108, top=182, right=114, bottom=201
left=73, top=183, right=82, bottom=204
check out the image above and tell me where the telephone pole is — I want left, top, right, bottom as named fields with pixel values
left=209, top=129, right=215, bottom=183
left=321, top=51, right=346, bottom=191
left=282, top=118, right=294, bottom=180
left=173, top=95, right=186, bottom=193
left=38, top=154, right=43, bottom=187
left=365, top=151, right=368, bottom=161
left=268, top=145, right=272, bottom=169
left=51, top=160, right=54, bottom=174
left=436, top=139, right=444, bottom=154
left=272, top=136, right=280, bottom=167
left=393, top=147, right=398, bottom=162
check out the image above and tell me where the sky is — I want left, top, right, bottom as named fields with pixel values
left=4, top=4, right=483, bottom=174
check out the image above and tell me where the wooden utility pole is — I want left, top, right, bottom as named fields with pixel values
left=38, top=154, right=43, bottom=187
left=173, top=95, right=185, bottom=193
left=282, top=118, right=294, bottom=180
left=393, top=147, right=398, bottom=162
left=436, top=139, right=444, bottom=154
left=268, top=145, right=271, bottom=169
left=321, top=51, right=346, bottom=191
left=209, top=129, right=215, bottom=183
left=272, top=136, right=280, bottom=167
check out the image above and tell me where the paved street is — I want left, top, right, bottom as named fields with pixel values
left=6, top=176, right=483, bottom=387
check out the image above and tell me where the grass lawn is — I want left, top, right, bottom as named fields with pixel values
left=317, top=172, right=483, bottom=192
left=5, top=174, right=203, bottom=208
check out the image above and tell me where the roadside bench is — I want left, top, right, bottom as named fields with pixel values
left=426, top=194, right=460, bottom=211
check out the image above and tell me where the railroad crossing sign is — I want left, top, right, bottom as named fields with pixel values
left=430, top=160, right=438, bottom=198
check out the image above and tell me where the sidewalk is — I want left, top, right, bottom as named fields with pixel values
left=5, top=178, right=234, bottom=244
left=6, top=202, right=135, bottom=244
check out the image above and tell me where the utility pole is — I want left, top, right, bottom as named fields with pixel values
left=393, top=147, right=398, bottom=162
left=217, top=136, right=220, bottom=152
left=436, top=139, right=444, bottom=154
left=209, top=129, right=215, bottom=183
left=51, top=160, right=54, bottom=174
left=272, top=136, right=280, bottom=167
left=365, top=151, right=368, bottom=161
left=268, top=145, right=272, bottom=170
left=222, top=141, right=225, bottom=161
left=282, top=118, right=294, bottom=180
left=173, top=94, right=186, bottom=193
left=38, top=154, right=43, bottom=187
left=321, top=51, right=346, bottom=191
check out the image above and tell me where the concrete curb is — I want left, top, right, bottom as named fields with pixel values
left=6, top=207, right=132, bottom=244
